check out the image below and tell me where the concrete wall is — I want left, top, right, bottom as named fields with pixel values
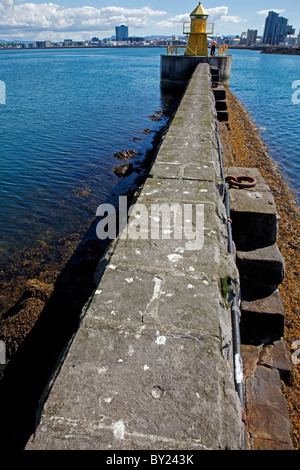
left=26, top=63, right=243, bottom=451
left=161, top=55, right=232, bottom=90
left=209, top=56, right=232, bottom=85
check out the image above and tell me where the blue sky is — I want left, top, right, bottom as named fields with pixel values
left=0, top=0, right=299, bottom=41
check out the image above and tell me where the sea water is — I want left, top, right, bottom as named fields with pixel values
left=0, top=47, right=299, bottom=264
left=229, top=49, right=300, bottom=204
left=0, top=47, right=170, bottom=262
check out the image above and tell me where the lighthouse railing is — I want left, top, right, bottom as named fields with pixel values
left=166, top=45, right=187, bottom=56
left=183, top=22, right=214, bottom=35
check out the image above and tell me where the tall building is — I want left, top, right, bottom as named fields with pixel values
left=262, top=11, right=289, bottom=45
left=263, top=11, right=279, bottom=44
left=287, top=25, right=296, bottom=35
left=246, top=29, right=258, bottom=46
left=273, top=16, right=288, bottom=44
left=240, top=32, right=247, bottom=45
left=115, top=25, right=129, bottom=42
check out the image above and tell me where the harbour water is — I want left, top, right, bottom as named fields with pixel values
left=0, top=47, right=299, bottom=266
left=0, top=48, right=172, bottom=264
left=229, top=49, right=300, bottom=205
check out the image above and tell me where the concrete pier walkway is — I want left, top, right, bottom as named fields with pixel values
left=26, top=64, right=244, bottom=450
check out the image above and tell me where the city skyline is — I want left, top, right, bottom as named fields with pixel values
left=0, top=0, right=299, bottom=42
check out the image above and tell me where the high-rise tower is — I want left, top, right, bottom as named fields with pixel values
left=263, top=11, right=289, bottom=45
left=115, top=25, right=129, bottom=42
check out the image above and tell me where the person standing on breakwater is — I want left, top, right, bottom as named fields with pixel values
left=210, top=40, right=217, bottom=56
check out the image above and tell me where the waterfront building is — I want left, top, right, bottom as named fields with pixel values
left=246, top=29, right=258, bottom=46
left=274, top=16, right=288, bottom=45
left=263, top=11, right=279, bottom=44
left=129, top=37, right=144, bottom=44
left=115, top=25, right=129, bottom=42
left=263, top=11, right=289, bottom=45
left=286, top=35, right=298, bottom=46
left=240, top=32, right=247, bottom=45
left=287, top=25, right=296, bottom=35
left=36, top=41, right=52, bottom=48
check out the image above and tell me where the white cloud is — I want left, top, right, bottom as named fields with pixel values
left=155, top=6, right=247, bottom=30
left=257, top=9, right=286, bottom=15
left=207, top=6, right=229, bottom=22
left=0, top=1, right=167, bottom=40
left=155, top=13, right=190, bottom=29
left=220, top=15, right=247, bottom=24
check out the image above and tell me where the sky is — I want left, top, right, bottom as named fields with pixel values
left=0, top=0, right=299, bottom=42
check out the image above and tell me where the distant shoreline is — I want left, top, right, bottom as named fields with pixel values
left=0, top=44, right=299, bottom=55
left=0, top=45, right=169, bottom=51
left=261, top=47, right=300, bottom=55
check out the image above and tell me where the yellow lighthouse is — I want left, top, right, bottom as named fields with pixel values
left=184, top=2, right=214, bottom=56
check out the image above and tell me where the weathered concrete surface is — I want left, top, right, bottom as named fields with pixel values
left=209, top=56, right=232, bottom=85
left=242, top=344, right=293, bottom=450
left=161, top=55, right=232, bottom=90
left=26, top=64, right=243, bottom=451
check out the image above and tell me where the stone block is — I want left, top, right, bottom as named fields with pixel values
left=138, top=175, right=220, bottom=205
left=217, top=111, right=229, bottom=122
left=216, top=100, right=228, bottom=111
left=213, top=85, right=226, bottom=101
left=225, top=167, right=280, bottom=249
left=242, top=344, right=261, bottom=378
left=151, top=145, right=218, bottom=166
left=225, top=167, right=266, bottom=185
left=236, top=244, right=285, bottom=287
left=27, top=321, right=242, bottom=450
left=240, top=290, right=285, bottom=344
left=259, top=339, right=292, bottom=382
left=229, top=192, right=279, bottom=250
left=242, top=338, right=293, bottom=449
left=210, top=67, right=219, bottom=76
left=107, top=228, right=235, bottom=282
left=149, top=161, right=218, bottom=182
left=245, top=375, right=293, bottom=450
left=85, top=268, right=231, bottom=344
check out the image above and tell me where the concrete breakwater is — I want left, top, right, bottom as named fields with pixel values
left=26, top=63, right=245, bottom=450
left=161, top=55, right=232, bottom=90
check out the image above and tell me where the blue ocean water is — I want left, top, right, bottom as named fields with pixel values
left=0, top=48, right=171, bottom=262
left=229, top=49, right=300, bottom=204
left=0, top=47, right=299, bottom=263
